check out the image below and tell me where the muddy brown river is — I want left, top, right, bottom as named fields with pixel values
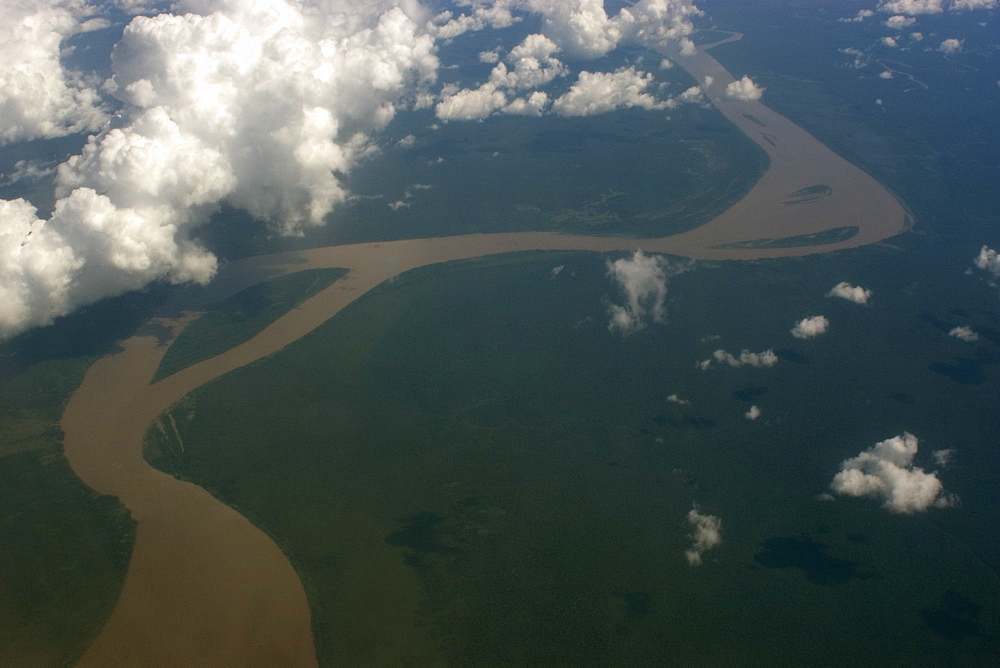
left=60, top=36, right=908, bottom=666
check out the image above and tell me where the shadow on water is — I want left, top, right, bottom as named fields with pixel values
left=918, top=311, right=953, bottom=334
left=655, top=415, right=717, bottom=429
left=920, top=591, right=984, bottom=641
left=732, top=386, right=768, bottom=402
left=928, top=357, right=984, bottom=385
left=775, top=348, right=810, bottom=365
left=754, top=536, right=869, bottom=586
left=888, top=391, right=915, bottom=405
left=611, top=591, right=651, bottom=619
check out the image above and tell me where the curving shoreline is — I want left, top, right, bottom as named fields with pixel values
left=60, top=35, right=907, bottom=666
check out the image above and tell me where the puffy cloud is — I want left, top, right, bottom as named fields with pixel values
left=878, top=0, right=944, bottom=14
left=972, top=245, right=1000, bottom=278
left=436, top=0, right=701, bottom=61
left=606, top=250, right=689, bottom=334
left=0, top=0, right=107, bottom=144
left=724, top=76, right=764, bottom=101
left=933, top=448, right=955, bottom=467
left=791, top=315, right=829, bottom=339
left=697, top=348, right=778, bottom=370
left=432, top=1, right=520, bottom=39
left=949, top=326, right=979, bottom=342
left=839, top=47, right=869, bottom=70
left=490, top=34, right=565, bottom=89
left=0, top=160, right=57, bottom=187
left=1, top=0, right=441, bottom=338
left=830, top=433, right=955, bottom=513
left=884, top=14, right=917, bottom=28
left=436, top=82, right=508, bottom=120
left=744, top=405, right=761, bottom=420
left=521, top=0, right=701, bottom=58
left=939, top=38, right=962, bottom=53
left=950, top=0, right=998, bottom=8
left=523, top=0, right=620, bottom=58
left=2, top=0, right=708, bottom=338
left=841, top=9, right=876, bottom=21
left=552, top=66, right=664, bottom=116
left=685, top=505, right=722, bottom=566
left=878, top=0, right=995, bottom=12
left=503, top=91, right=549, bottom=115
left=111, top=0, right=162, bottom=14
left=827, top=282, right=872, bottom=304
left=395, top=134, right=417, bottom=149
left=676, top=85, right=704, bottom=104
left=437, top=33, right=563, bottom=120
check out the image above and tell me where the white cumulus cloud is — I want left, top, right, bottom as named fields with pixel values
left=436, top=82, right=509, bottom=121
left=950, top=0, right=998, bottom=8
left=0, top=0, right=108, bottom=144
left=606, top=250, right=689, bottom=334
left=432, top=1, right=520, bottom=39
left=830, top=433, right=956, bottom=513
left=841, top=9, right=875, bottom=21
left=878, top=0, right=995, bottom=13
left=972, top=245, right=1000, bottom=278
left=491, top=33, right=566, bottom=89
left=1, top=0, right=440, bottom=338
left=724, top=75, right=764, bottom=101
left=827, top=282, right=872, bottom=304
left=885, top=14, right=917, bottom=28
left=552, top=66, right=665, bottom=116
left=1, top=0, right=709, bottom=339
left=437, top=33, right=565, bottom=120
left=878, top=0, right=944, bottom=14
left=933, top=448, right=956, bottom=467
left=939, top=38, right=962, bottom=53
left=791, top=315, right=829, bottom=339
left=878, top=0, right=1000, bottom=16
left=685, top=505, right=722, bottom=566
left=697, top=348, right=778, bottom=370
left=523, top=0, right=702, bottom=58
left=949, top=326, right=979, bottom=342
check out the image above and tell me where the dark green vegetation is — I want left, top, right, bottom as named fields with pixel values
left=148, top=248, right=1000, bottom=664
left=0, top=288, right=171, bottom=663
left=0, top=364, right=125, bottom=662
left=337, top=102, right=768, bottom=243
left=0, top=447, right=134, bottom=666
left=152, top=268, right=347, bottom=382
left=715, top=225, right=857, bottom=249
